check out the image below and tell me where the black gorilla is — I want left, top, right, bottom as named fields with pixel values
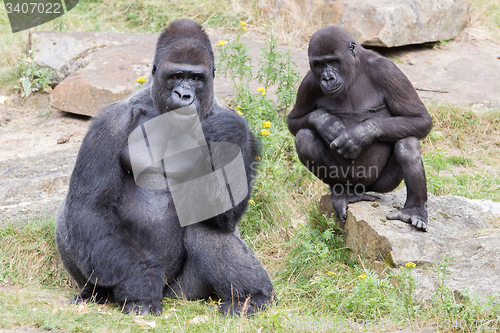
left=287, top=26, right=433, bottom=231
left=56, top=19, right=275, bottom=315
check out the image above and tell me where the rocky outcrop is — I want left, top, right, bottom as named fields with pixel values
left=261, top=0, right=470, bottom=47
left=320, top=189, right=500, bottom=302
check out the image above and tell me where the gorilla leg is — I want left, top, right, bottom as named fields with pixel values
left=385, top=137, right=428, bottom=231
left=167, top=223, right=275, bottom=316
left=295, top=128, right=376, bottom=221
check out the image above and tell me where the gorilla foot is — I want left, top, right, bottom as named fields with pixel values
left=331, top=188, right=377, bottom=221
left=71, top=284, right=115, bottom=304
left=122, top=299, right=163, bottom=315
left=219, top=293, right=275, bottom=317
left=387, top=207, right=428, bottom=232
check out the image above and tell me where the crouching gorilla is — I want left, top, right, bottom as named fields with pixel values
left=56, top=19, right=275, bottom=315
left=287, top=26, right=433, bottom=231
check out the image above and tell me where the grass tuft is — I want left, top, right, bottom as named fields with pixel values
left=0, top=217, right=72, bottom=288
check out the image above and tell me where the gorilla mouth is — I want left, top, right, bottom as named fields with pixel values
left=325, top=83, right=342, bottom=95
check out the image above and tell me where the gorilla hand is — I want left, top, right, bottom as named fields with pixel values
left=308, top=109, right=346, bottom=145
left=330, top=120, right=380, bottom=159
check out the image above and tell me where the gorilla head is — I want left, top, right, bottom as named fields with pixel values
left=308, top=26, right=358, bottom=97
left=150, top=19, right=216, bottom=116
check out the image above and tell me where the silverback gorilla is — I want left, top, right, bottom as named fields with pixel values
left=56, top=19, right=275, bottom=315
left=287, top=26, right=433, bottom=231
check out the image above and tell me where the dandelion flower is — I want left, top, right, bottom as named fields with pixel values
left=236, top=110, right=243, bottom=115
left=405, top=262, right=416, bottom=268
left=357, top=274, right=368, bottom=279
left=136, top=76, right=147, bottom=84
left=256, top=87, right=266, bottom=96
left=218, top=40, right=227, bottom=46
left=240, top=21, right=247, bottom=26
left=260, top=129, right=270, bottom=136
left=249, top=199, right=255, bottom=205
left=241, top=26, right=247, bottom=32
left=261, top=120, right=272, bottom=128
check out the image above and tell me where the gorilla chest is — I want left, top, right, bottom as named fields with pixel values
left=317, top=93, right=388, bottom=126
left=118, top=179, right=177, bottom=225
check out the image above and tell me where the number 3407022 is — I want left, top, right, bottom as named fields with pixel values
left=5, top=2, right=63, bottom=14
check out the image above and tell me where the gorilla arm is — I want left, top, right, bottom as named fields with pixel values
left=331, top=57, right=433, bottom=159
left=287, top=71, right=346, bottom=145
left=61, top=102, right=165, bottom=308
left=199, top=110, right=259, bottom=233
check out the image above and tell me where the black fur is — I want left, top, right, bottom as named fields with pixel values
left=287, top=26, right=433, bottom=231
left=56, top=19, right=275, bottom=316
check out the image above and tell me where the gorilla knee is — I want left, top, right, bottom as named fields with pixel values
left=394, top=137, right=422, bottom=165
left=295, top=129, right=316, bottom=155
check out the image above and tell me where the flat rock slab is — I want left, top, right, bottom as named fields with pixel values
left=320, top=189, right=500, bottom=301
left=384, top=42, right=500, bottom=109
left=0, top=147, right=79, bottom=222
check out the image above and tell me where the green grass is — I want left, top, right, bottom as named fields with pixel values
left=422, top=104, right=500, bottom=200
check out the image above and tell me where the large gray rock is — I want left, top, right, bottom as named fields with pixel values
left=29, top=31, right=157, bottom=85
left=263, top=0, right=470, bottom=47
left=30, top=32, right=157, bottom=117
left=320, top=189, right=500, bottom=301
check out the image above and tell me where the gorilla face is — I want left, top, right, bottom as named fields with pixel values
left=151, top=62, right=208, bottom=113
left=310, top=56, right=345, bottom=96
left=150, top=27, right=215, bottom=117
left=308, top=26, right=358, bottom=97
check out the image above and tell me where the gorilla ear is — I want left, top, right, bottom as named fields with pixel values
left=349, top=42, right=357, bottom=57
left=152, top=64, right=157, bottom=77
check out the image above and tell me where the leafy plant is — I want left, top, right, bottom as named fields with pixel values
left=13, top=49, right=52, bottom=98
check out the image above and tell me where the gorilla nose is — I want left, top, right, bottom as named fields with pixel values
left=173, top=87, right=194, bottom=102
left=169, top=87, right=195, bottom=110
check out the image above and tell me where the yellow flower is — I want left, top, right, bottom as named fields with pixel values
left=256, top=87, right=266, bottom=96
left=240, top=21, right=247, bottom=26
left=262, top=23, right=267, bottom=27
left=260, top=129, right=270, bottom=136
left=241, top=26, right=247, bottom=32
left=327, top=271, right=336, bottom=276
left=405, top=262, right=416, bottom=268
left=261, top=120, right=272, bottom=129
left=357, top=274, right=368, bottom=279
left=236, top=110, right=244, bottom=115
left=218, top=40, right=227, bottom=46
left=256, top=156, right=261, bottom=160
left=136, top=76, right=147, bottom=84
left=248, top=199, right=255, bottom=205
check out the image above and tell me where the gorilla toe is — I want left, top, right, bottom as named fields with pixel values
left=71, top=284, right=115, bottom=304
left=387, top=207, right=428, bottom=232
left=122, top=300, right=163, bottom=315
